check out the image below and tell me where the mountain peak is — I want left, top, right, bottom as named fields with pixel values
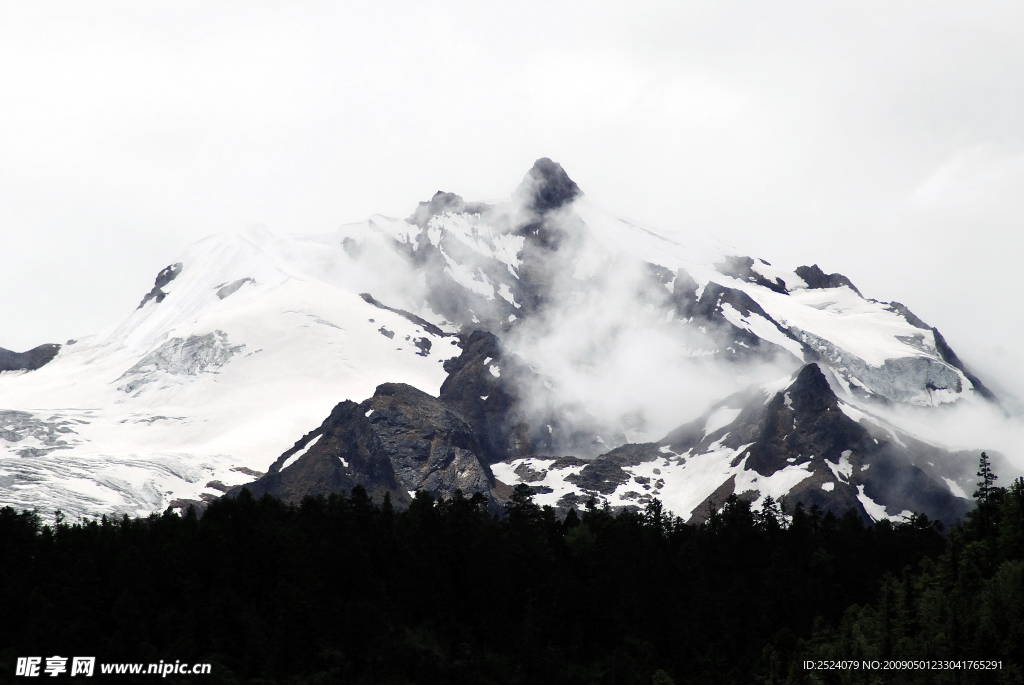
left=786, top=363, right=840, bottom=414
left=516, top=158, right=581, bottom=213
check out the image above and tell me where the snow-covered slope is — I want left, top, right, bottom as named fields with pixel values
left=0, top=227, right=462, bottom=518
left=0, top=158, right=1008, bottom=521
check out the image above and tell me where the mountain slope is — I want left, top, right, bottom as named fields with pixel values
left=0, top=159, right=1010, bottom=521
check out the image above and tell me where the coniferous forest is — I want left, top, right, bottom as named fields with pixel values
left=1, top=455, right=1023, bottom=684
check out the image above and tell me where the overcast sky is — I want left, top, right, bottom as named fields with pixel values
left=2, top=1, right=1022, bottom=402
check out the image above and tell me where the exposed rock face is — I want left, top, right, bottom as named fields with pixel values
left=359, top=293, right=453, bottom=339
left=231, top=380, right=505, bottom=510
left=407, top=191, right=493, bottom=231
left=795, top=264, right=861, bottom=296
left=684, top=281, right=803, bottom=361
left=439, top=330, right=531, bottom=464
left=363, top=383, right=496, bottom=501
left=227, top=328, right=979, bottom=525
left=494, top=362, right=981, bottom=525
left=215, top=278, right=253, bottom=300
left=514, top=157, right=581, bottom=214
left=686, top=476, right=747, bottom=526
left=886, top=302, right=931, bottom=330
left=137, top=262, right=183, bottom=308
left=0, top=344, right=61, bottom=372
left=716, top=256, right=788, bottom=294
left=228, top=333, right=611, bottom=510
left=682, top=364, right=972, bottom=523
left=564, top=443, right=658, bottom=495
left=439, top=330, right=608, bottom=461
left=228, top=400, right=410, bottom=506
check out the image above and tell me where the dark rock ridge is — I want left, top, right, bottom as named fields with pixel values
left=687, top=476, right=746, bottom=526
left=138, top=262, right=183, bottom=308
left=514, top=157, right=581, bottom=214
left=0, top=344, right=61, bottom=372
left=716, top=256, right=788, bottom=294
left=439, top=330, right=610, bottom=461
left=227, top=330, right=609, bottom=510
left=216, top=278, right=253, bottom=300
left=227, top=399, right=411, bottom=507
left=503, top=362, right=980, bottom=525
left=688, top=281, right=803, bottom=360
left=886, top=302, right=931, bottom=330
left=220, top=160, right=992, bottom=523
left=229, top=381, right=507, bottom=512
left=795, top=264, right=861, bottom=296
left=366, top=159, right=992, bottom=405
left=359, top=292, right=454, bottom=339
left=389, top=159, right=588, bottom=328
left=438, top=331, right=531, bottom=464
left=407, top=191, right=493, bottom=230
left=363, top=383, right=497, bottom=503
left=227, top=335, right=980, bottom=525
left=662, top=363, right=973, bottom=524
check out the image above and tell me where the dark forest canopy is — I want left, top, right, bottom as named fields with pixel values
left=1, top=454, right=1022, bottom=684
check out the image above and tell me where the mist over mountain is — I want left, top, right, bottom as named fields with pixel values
left=1, top=159, right=1019, bottom=524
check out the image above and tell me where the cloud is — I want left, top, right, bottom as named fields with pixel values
left=910, top=145, right=1024, bottom=215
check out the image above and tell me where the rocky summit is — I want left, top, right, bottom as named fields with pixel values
left=0, top=160, right=1015, bottom=524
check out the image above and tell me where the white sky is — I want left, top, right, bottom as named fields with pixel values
left=2, top=0, right=1022, bottom=403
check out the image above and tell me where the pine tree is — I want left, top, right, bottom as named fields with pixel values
left=974, top=451, right=998, bottom=505
left=970, top=451, right=1005, bottom=545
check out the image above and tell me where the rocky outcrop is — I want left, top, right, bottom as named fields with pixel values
left=359, top=293, right=453, bottom=339
left=0, top=344, right=61, bottom=372
left=137, top=262, right=183, bottom=308
left=363, top=383, right=497, bottom=502
left=716, top=256, right=788, bottom=294
left=699, top=364, right=972, bottom=523
left=493, top=362, right=982, bottom=524
left=231, top=381, right=505, bottom=510
left=439, top=331, right=531, bottom=463
left=407, top=191, right=493, bottom=231
left=795, top=264, right=861, bottom=295
left=689, top=282, right=803, bottom=361
left=514, top=157, right=581, bottom=214
left=227, top=400, right=410, bottom=506
left=215, top=278, right=253, bottom=300
left=439, top=330, right=608, bottom=461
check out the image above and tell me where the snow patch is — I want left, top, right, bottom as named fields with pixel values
left=703, top=406, right=741, bottom=435
left=281, top=434, right=322, bottom=471
left=856, top=485, right=889, bottom=521
left=943, top=477, right=969, bottom=499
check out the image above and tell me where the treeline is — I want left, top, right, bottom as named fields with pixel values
left=0, top=462, right=1019, bottom=684
left=790, top=458, right=1024, bottom=684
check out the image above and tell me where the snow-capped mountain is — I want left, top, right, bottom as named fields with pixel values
left=0, top=159, right=1012, bottom=523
